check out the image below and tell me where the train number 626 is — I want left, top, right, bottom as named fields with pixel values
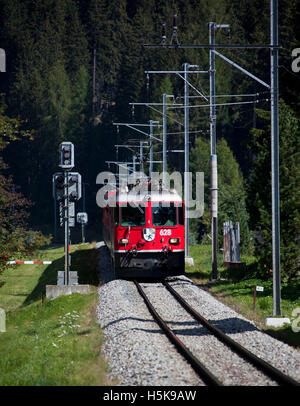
left=159, top=229, right=172, bottom=236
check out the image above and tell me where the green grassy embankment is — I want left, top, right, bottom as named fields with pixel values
left=186, top=244, right=300, bottom=349
left=0, top=243, right=113, bottom=386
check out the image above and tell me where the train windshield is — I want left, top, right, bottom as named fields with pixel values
left=121, top=204, right=146, bottom=227
left=152, top=203, right=177, bottom=226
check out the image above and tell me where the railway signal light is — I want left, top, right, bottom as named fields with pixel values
left=59, top=142, right=74, bottom=170
left=53, top=172, right=81, bottom=202
left=53, top=141, right=83, bottom=286
left=77, top=212, right=88, bottom=224
left=77, top=212, right=88, bottom=244
left=68, top=173, right=82, bottom=202
left=53, top=172, right=64, bottom=201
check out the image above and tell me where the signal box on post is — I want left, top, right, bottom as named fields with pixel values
left=53, top=172, right=81, bottom=202
left=59, top=142, right=74, bottom=170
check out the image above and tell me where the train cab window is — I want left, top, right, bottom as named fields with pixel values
left=178, top=204, right=184, bottom=225
left=121, top=205, right=145, bottom=227
left=152, top=203, right=177, bottom=227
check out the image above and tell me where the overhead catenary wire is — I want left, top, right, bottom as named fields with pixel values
left=130, top=98, right=266, bottom=136
left=176, top=72, right=209, bottom=102
left=155, top=129, right=209, bottom=136
left=124, top=97, right=266, bottom=164
left=178, top=92, right=270, bottom=99
left=146, top=104, right=184, bottom=127
left=144, top=43, right=281, bottom=49
left=166, top=98, right=270, bottom=110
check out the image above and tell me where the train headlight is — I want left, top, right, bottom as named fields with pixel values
left=169, top=238, right=180, bottom=245
left=119, top=238, right=129, bottom=245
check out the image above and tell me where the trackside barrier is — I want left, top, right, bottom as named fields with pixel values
left=6, top=261, right=52, bottom=265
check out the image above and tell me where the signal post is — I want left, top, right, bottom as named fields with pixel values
left=47, top=142, right=90, bottom=299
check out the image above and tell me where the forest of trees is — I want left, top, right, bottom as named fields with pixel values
left=0, top=0, right=299, bottom=280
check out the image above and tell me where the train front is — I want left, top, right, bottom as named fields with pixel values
left=114, top=189, right=185, bottom=278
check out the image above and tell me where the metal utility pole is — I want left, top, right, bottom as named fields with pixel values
left=149, top=121, right=154, bottom=176
left=149, top=120, right=159, bottom=176
left=64, top=170, right=70, bottom=285
left=184, top=63, right=199, bottom=258
left=162, top=94, right=176, bottom=185
left=209, top=23, right=217, bottom=156
left=270, top=0, right=281, bottom=316
left=184, top=64, right=190, bottom=258
left=209, top=22, right=218, bottom=280
left=162, top=94, right=167, bottom=184
left=209, top=22, right=230, bottom=280
left=139, top=140, right=148, bottom=173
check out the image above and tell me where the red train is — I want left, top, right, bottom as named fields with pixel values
left=103, top=181, right=185, bottom=278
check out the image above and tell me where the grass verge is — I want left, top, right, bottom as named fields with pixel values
left=186, top=244, right=300, bottom=349
left=0, top=243, right=113, bottom=386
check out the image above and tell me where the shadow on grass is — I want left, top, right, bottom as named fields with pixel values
left=23, top=247, right=99, bottom=306
left=186, top=270, right=210, bottom=280
left=222, top=260, right=259, bottom=282
left=38, top=244, right=65, bottom=251
left=206, top=274, right=300, bottom=304
left=281, top=282, right=300, bottom=302
left=264, top=326, right=300, bottom=348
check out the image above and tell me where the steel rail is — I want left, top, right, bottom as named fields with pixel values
left=133, top=280, right=222, bottom=386
left=163, top=280, right=300, bottom=387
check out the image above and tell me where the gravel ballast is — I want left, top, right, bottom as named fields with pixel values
left=96, top=242, right=300, bottom=386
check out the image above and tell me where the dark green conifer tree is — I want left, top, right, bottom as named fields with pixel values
left=247, top=100, right=300, bottom=281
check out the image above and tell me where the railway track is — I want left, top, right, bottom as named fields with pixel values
left=133, top=279, right=300, bottom=387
